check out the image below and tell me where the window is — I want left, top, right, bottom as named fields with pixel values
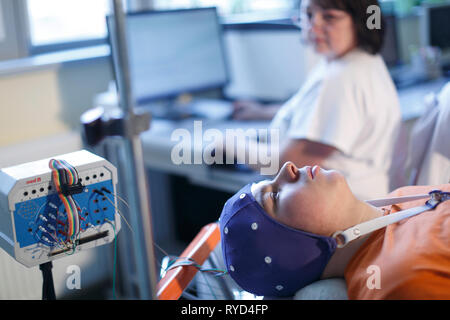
left=27, top=0, right=109, bottom=51
left=153, top=0, right=297, bottom=16
left=25, top=0, right=298, bottom=55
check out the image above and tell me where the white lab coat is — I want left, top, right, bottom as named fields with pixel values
left=270, top=49, right=401, bottom=199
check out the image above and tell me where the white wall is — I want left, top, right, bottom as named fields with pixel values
left=0, top=58, right=113, bottom=149
left=0, top=67, right=68, bottom=147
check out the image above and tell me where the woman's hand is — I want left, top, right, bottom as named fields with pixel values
left=232, top=100, right=264, bottom=120
left=232, top=100, right=280, bottom=121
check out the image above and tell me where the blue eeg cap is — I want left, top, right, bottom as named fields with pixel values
left=219, top=183, right=337, bottom=297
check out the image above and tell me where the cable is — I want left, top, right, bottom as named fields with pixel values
left=105, top=219, right=118, bottom=300
left=181, top=290, right=201, bottom=300
left=101, top=187, right=130, bottom=210
left=93, top=189, right=134, bottom=235
left=162, top=255, right=227, bottom=277
left=48, top=159, right=82, bottom=242
left=153, top=242, right=171, bottom=259
left=200, top=268, right=217, bottom=299
left=98, top=188, right=176, bottom=270
left=99, top=187, right=228, bottom=299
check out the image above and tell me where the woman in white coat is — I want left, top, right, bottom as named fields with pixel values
left=232, top=0, right=401, bottom=199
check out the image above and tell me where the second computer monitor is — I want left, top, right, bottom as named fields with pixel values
left=125, top=7, right=229, bottom=104
left=421, top=3, right=450, bottom=67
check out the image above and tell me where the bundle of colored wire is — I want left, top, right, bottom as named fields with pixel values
left=48, top=159, right=81, bottom=241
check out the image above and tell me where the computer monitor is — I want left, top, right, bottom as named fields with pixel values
left=380, top=14, right=400, bottom=67
left=107, top=7, right=229, bottom=105
left=420, top=2, right=450, bottom=67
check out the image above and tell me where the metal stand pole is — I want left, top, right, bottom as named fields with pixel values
left=107, top=0, right=158, bottom=299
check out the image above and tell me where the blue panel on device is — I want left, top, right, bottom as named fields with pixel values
left=14, top=180, right=116, bottom=248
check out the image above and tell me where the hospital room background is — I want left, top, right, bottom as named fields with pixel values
left=0, top=0, right=449, bottom=300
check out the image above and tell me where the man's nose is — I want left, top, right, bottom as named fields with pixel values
left=277, top=162, right=299, bottom=184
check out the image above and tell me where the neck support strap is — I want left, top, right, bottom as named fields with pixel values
left=333, top=190, right=450, bottom=248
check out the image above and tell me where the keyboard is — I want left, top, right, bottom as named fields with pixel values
left=144, top=98, right=233, bottom=121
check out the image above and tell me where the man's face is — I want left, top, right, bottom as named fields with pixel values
left=251, top=162, right=356, bottom=236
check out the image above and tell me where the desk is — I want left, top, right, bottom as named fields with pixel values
left=140, top=119, right=267, bottom=193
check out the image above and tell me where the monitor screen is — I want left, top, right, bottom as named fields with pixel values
left=380, top=14, right=399, bottom=67
left=429, top=5, right=450, bottom=51
left=117, top=7, right=229, bottom=104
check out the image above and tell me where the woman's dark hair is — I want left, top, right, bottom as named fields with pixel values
left=311, top=0, right=385, bottom=54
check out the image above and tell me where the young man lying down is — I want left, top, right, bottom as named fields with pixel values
left=219, top=162, right=450, bottom=299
